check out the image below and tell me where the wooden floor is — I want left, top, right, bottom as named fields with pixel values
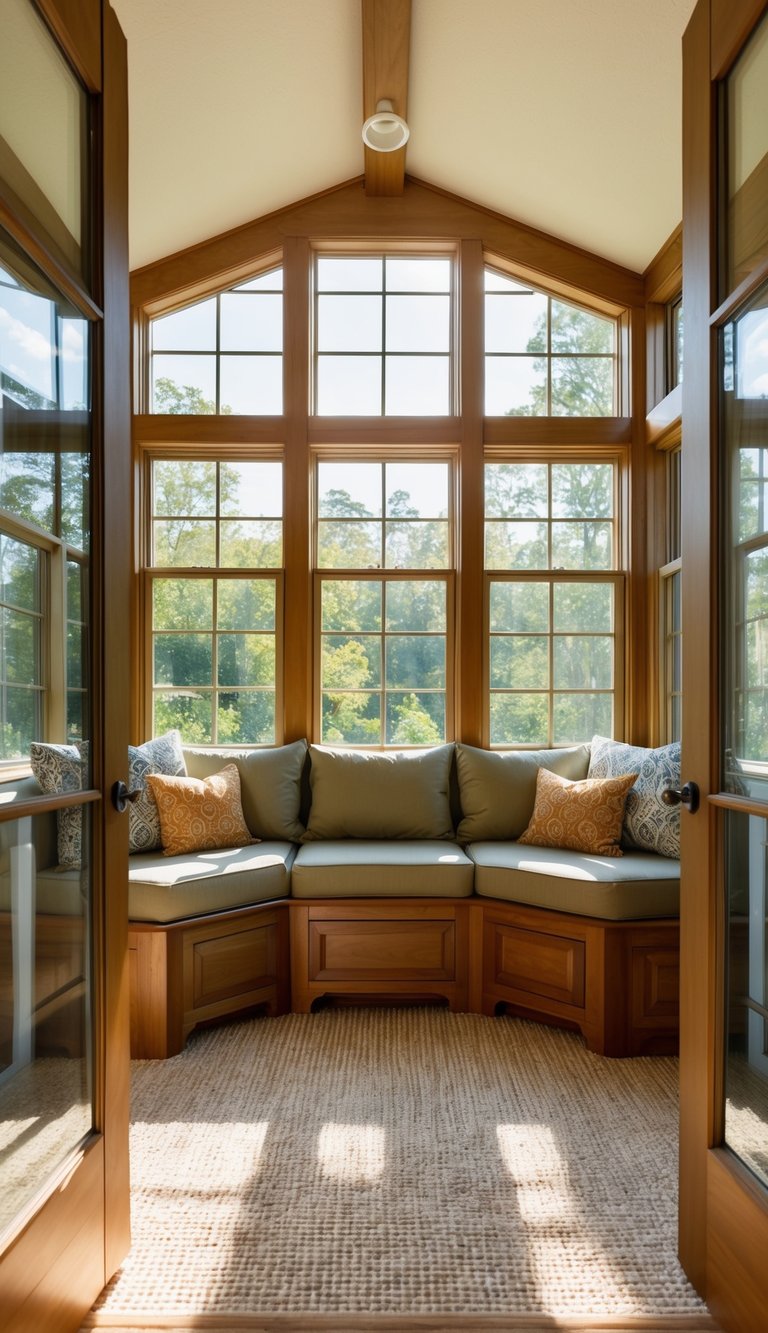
left=81, top=1310, right=721, bottom=1331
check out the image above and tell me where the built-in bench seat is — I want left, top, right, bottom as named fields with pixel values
left=128, top=842, right=295, bottom=923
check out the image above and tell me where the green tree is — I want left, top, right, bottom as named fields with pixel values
left=506, top=303, right=614, bottom=418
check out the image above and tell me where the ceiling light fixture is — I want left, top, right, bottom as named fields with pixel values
left=362, top=99, right=410, bottom=152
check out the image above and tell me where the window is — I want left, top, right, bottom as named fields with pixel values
left=150, top=268, right=283, bottom=414
left=147, top=459, right=282, bottom=744
left=0, top=236, right=90, bottom=760
left=484, top=269, right=617, bottom=417
left=316, top=460, right=452, bottom=746
left=485, top=461, right=621, bottom=746
left=314, top=256, right=453, bottom=416
left=667, top=297, right=684, bottom=390
left=659, top=448, right=681, bottom=742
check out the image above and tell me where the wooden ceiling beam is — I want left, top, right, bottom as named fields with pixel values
left=362, top=0, right=411, bottom=196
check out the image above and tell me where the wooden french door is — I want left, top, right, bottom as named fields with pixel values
left=680, top=1, right=768, bottom=1328
left=0, top=2, right=131, bottom=1328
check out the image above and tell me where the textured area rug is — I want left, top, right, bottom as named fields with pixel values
left=93, top=1010, right=706, bottom=1319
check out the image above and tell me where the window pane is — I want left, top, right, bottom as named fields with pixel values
left=551, top=300, right=614, bottom=354
left=386, top=580, right=446, bottom=631
left=553, top=693, right=612, bottom=743
left=153, top=519, right=216, bottom=567
left=318, top=462, right=381, bottom=517
left=385, top=296, right=450, bottom=352
left=3, top=606, right=39, bottom=682
left=220, top=293, right=281, bottom=352
left=322, top=635, right=381, bottom=688
left=1, top=288, right=56, bottom=404
left=154, top=633, right=212, bottom=686
left=218, top=579, right=275, bottom=631
left=490, top=581, right=549, bottom=633
left=0, top=450, right=55, bottom=530
left=218, top=691, right=275, bottom=744
left=553, top=581, right=613, bottom=632
left=218, top=634, right=275, bottom=687
left=485, top=463, right=548, bottom=518
left=491, top=636, right=549, bottom=689
left=61, top=451, right=88, bottom=548
left=317, top=257, right=383, bottom=291
left=554, top=636, right=613, bottom=689
left=385, top=521, right=449, bottom=568
left=317, top=295, right=381, bottom=352
left=219, top=355, right=282, bottom=413
left=485, top=356, right=546, bottom=416
left=220, top=461, right=282, bottom=517
left=726, top=12, right=768, bottom=291
left=316, top=355, right=382, bottom=414
left=317, top=520, right=381, bottom=568
left=0, top=534, right=40, bottom=612
left=386, top=462, right=448, bottom=517
left=485, top=292, right=547, bottom=353
left=220, top=520, right=281, bottom=567
left=152, top=355, right=217, bottom=413
left=386, top=635, right=445, bottom=688
left=321, top=690, right=380, bottom=744
left=154, top=460, right=216, bottom=516
left=386, top=692, right=444, bottom=745
left=154, top=691, right=212, bottom=744
left=551, top=357, right=614, bottom=416
left=484, top=270, right=532, bottom=293
left=552, top=463, right=613, bottom=518
left=153, top=579, right=212, bottom=631
left=385, top=258, right=451, bottom=292
left=2, top=686, right=39, bottom=756
left=551, top=522, right=612, bottom=569
left=485, top=521, right=548, bottom=569
left=151, top=299, right=216, bottom=351
left=384, top=356, right=449, bottom=414
left=490, top=693, right=548, bottom=746
left=235, top=269, right=283, bottom=292
left=321, top=581, right=381, bottom=633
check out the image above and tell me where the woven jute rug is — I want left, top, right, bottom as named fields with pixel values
left=90, top=1009, right=707, bottom=1322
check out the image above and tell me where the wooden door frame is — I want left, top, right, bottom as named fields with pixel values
left=0, top=2, right=131, bottom=1327
left=680, top=0, right=768, bottom=1324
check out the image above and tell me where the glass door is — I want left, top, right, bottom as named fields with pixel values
left=0, top=1, right=131, bottom=1326
left=680, top=2, right=768, bottom=1327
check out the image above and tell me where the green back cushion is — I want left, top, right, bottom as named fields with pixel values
left=303, top=744, right=455, bottom=841
left=183, top=739, right=307, bottom=842
left=455, top=743, right=590, bottom=842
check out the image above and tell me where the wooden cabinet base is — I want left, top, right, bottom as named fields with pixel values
left=128, top=902, right=290, bottom=1058
left=289, top=900, right=471, bottom=1013
left=480, top=900, right=680, bottom=1057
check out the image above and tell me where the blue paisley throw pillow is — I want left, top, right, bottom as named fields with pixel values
left=588, top=734, right=681, bottom=859
left=127, top=730, right=186, bottom=853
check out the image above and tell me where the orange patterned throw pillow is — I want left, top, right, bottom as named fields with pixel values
left=145, top=765, right=257, bottom=857
left=517, top=766, right=638, bottom=857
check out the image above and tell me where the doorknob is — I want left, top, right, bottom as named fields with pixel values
left=661, top=781, right=700, bottom=814
left=112, top=780, right=141, bottom=814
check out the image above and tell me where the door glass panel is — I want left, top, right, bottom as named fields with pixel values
left=725, top=10, right=768, bottom=293
left=0, top=0, right=87, bottom=276
left=0, top=230, right=92, bottom=1232
left=722, top=279, right=768, bottom=1182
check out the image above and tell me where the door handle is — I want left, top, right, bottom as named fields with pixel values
left=661, top=781, right=700, bottom=814
left=112, top=780, right=141, bottom=814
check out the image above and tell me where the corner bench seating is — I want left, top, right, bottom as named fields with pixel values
left=124, top=737, right=681, bottom=1061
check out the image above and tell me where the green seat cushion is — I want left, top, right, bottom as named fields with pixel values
left=468, top=841, right=679, bottom=920
left=291, top=840, right=474, bottom=898
left=128, top=840, right=295, bottom=923
left=0, top=867, right=84, bottom=917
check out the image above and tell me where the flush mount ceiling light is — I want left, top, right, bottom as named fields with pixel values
left=362, top=99, right=410, bottom=152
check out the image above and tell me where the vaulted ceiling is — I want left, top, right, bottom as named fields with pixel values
left=112, top=0, right=696, bottom=276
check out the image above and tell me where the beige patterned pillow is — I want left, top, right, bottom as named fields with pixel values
left=518, top=766, right=638, bottom=857
left=146, top=765, right=257, bottom=857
